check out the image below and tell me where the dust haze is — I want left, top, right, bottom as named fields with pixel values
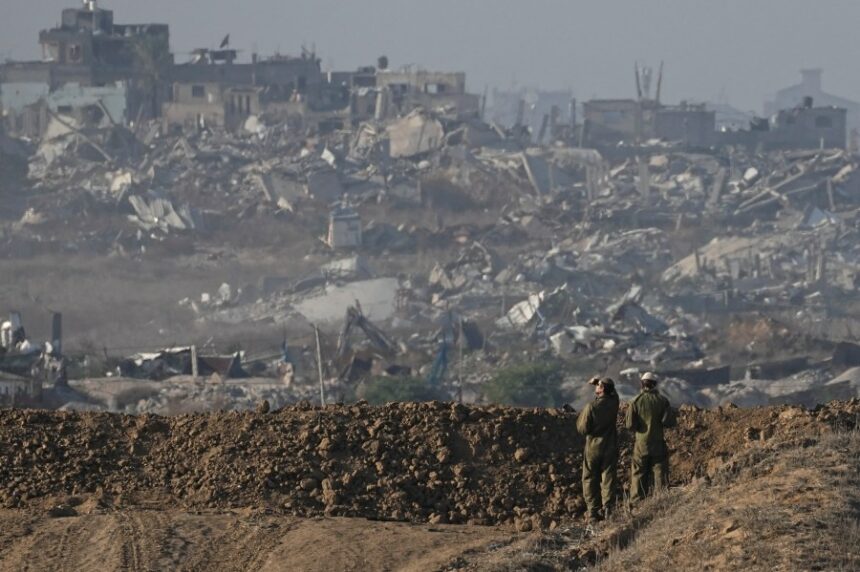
left=0, top=2, right=858, bottom=571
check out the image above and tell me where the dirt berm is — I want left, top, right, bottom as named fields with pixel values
left=0, top=400, right=857, bottom=530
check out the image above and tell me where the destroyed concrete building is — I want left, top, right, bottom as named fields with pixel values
left=765, top=69, right=860, bottom=141
left=4, top=5, right=860, bottom=417
left=162, top=52, right=480, bottom=133
left=694, top=98, right=846, bottom=153
left=709, top=102, right=756, bottom=131
left=582, top=99, right=652, bottom=144
left=387, top=110, right=445, bottom=158
left=0, top=4, right=847, bottom=157
left=582, top=96, right=847, bottom=152
left=581, top=98, right=715, bottom=147
left=0, top=81, right=129, bottom=139
left=580, top=64, right=669, bottom=146
left=37, top=1, right=170, bottom=70
left=579, top=63, right=847, bottom=152
left=375, top=68, right=480, bottom=120
left=654, top=102, right=716, bottom=147
left=488, top=88, right=576, bottom=142
left=0, top=1, right=172, bottom=135
left=0, top=371, right=42, bottom=403
left=0, top=311, right=62, bottom=404
left=724, top=100, right=847, bottom=151
left=162, top=81, right=262, bottom=131
left=1, top=4, right=484, bottom=138
left=117, top=347, right=246, bottom=381
left=326, top=64, right=481, bottom=126
left=163, top=51, right=325, bottom=132
left=327, top=204, right=362, bottom=249
left=768, top=102, right=846, bottom=149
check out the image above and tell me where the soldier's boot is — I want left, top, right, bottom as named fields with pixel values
left=601, top=453, right=618, bottom=518
left=630, top=455, right=651, bottom=503
left=582, top=456, right=602, bottom=520
left=601, top=503, right=613, bottom=521
left=653, top=456, right=669, bottom=493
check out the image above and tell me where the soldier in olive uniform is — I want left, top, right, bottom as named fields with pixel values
left=625, top=371, right=676, bottom=503
left=577, top=377, right=620, bottom=521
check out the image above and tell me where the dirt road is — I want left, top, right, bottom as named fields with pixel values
left=0, top=509, right=509, bottom=572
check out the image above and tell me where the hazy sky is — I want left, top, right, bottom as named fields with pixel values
left=2, top=0, right=859, bottom=113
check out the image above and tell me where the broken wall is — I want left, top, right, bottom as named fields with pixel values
left=1, top=81, right=128, bottom=138
left=388, top=112, right=445, bottom=158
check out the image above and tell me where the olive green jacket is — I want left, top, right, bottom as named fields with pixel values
left=576, top=393, right=619, bottom=458
left=625, top=388, right=676, bottom=457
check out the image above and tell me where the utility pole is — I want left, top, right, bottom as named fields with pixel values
left=458, top=318, right=465, bottom=404
left=314, top=325, right=326, bottom=406
left=190, top=345, right=199, bottom=380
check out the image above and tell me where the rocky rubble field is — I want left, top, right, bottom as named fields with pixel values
left=0, top=400, right=857, bottom=531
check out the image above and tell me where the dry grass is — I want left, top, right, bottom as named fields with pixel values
left=460, top=430, right=860, bottom=572
left=468, top=527, right=587, bottom=572
left=591, top=430, right=860, bottom=572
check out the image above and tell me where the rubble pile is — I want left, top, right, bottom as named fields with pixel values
left=4, top=90, right=860, bottom=410
left=5, top=110, right=527, bottom=256
left=62, top=377, right=307, bottom=416
left=1, top=401, right=857, bottom=528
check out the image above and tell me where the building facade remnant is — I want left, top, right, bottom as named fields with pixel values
left=327, top=204, right=362, bottom=249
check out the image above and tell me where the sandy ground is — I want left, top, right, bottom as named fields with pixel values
left=0, top=510, right=510, bottom=572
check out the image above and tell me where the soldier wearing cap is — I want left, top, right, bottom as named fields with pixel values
left=576, top=376, right=620, bottom=521
left=626, top=371, right=677, bottom=503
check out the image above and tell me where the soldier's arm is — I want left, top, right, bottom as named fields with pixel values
left=625, top=400, right=637, bottom=430
left=576, top=404, right=593, bottom=435
left=662, top=399, right=677, bottom=428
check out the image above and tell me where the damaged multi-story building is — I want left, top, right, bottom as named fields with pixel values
left=488, top=88, right=576, bottom=143
left=581, top=64, right=848, bottom=152
left=328, top=59, right=481, bottom=127
left=720, top=97, right=847, bottom=150
left=582, top=98, right=716, bottom=148
left=582, top=95, right=847, bottom=152
left=578, top=65, right=718, bottom=148
left=162, top=49, right=324, bottom=132
left=2, top=3, right=844, bottom=155
left=766, top=69, right=860, bottom=142
left=0, top=3, right=481, bottom=138
left=0, top=0, right=172, bottom=137
left=375, top=67, right=480, bottom=119
left=163, top=52, right=480, bottom=135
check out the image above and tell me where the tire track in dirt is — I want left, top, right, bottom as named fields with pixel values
left=0, top=513, right=36, bottom=568
left=177, top=513, right=293, bottom=572
left=3, top=518, right=77, bottom=572
left=116, top=513, right=144, bottom=572
left=114, top=510, right=175, bottom=572
left=0, top=510, right=510, bottom=572
left=0, top=515, right=123, bottom=572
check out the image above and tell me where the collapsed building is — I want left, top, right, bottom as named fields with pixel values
left=0, top=3, right=480, bottom=139
left=580, top=64, right=848, bottom=151
left=488, top=87, right=576, bottom=143
left=162, top=50, right=325, bottom=132
left=0, top=1, right=172, bottom=137
left=0, top=312, right=65, bottom=404
left=766, top=68, right=860, bottom=139
left=582, top=98, right=716, bottom=148
left=328, top=62, right=481, bottom=128
left=3, top=4, right=860, bottom=415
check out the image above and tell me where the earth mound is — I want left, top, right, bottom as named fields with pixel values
left=0, top=400, right=857, bottom=529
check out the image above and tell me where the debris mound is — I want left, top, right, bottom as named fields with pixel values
left=0, top=400, right=857, bottom=528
